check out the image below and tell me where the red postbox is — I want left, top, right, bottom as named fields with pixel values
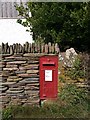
left=39, top=55, right=58, bottom=100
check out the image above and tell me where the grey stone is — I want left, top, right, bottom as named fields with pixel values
left=19, top=67, right=26, bottom=70
left=9, top=87, right=23, bottom=91
left=24, top=90, right=39, bottom=95
left=7, top=78, right=23, bottom=82
left=0, top=62, right=5, bottom=65
left=6, top=65, right=18, bottom=68
left=26, top=83, right=39, bottom=86
left=27, top=70, right=39, bottom=74
left=6, top=89, right=24, bottom=94
left=23, top=78, right=39, bottom=81
left=0, top=86, right=8, bottom=92
left=3, top=68, right=18, bottom=71
left=5, top=56, right=14, bottom=59
left=17, top=73, right=39, bottom=78
left=27, top=61, right=39, bottom=64
left=2, top=59, right=11, bottom=62
left=7, top=61, right=26, bottom=65
left=24, top=64, right=39, bottom=67
left=65, top=48, right=77, bottom=60
left=2, top=54, right=12, bottom=57
left=1, top=74, right=8, bottom=77
left=8, top=76, right=18, bottom=79
left=0, top=65, right=5, bottom=68
left=15, top=70, right=26, bottom=74
left=20, top=66, right=38, bottom=71
left=7, top=94, right=18, bottom=96
left=65, top=48, right=78, bottom=67
left=0, top=85, right=5, bottom=88
left=21, top=99, right=27, bottom=103
left=18, top=95, right=27, bottom=99
left=19, top=79, right=39, bottom=84
left=0, top=96, right=10, bottom=102
left=9, top=99, right=22, bottom=105
left=13, top=53, right=23, bottom=57
left=17, top=82, right=26, bottom=86
left=7, top=84, right=19, bottom=88
left=25, top=86, right=39, bottom=90
left=0, top=93, right=6, bottom=96
left=1, top=82, right=16, bottom=86
left=27, top=99, right=40, bottom=103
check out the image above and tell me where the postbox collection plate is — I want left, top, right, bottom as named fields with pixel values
left=45, top=70, right=52, bottom=81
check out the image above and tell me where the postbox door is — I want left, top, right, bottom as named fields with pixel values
left=42, top=69, right=57, bottom=98
left=40, top=55, right=58, bottom=99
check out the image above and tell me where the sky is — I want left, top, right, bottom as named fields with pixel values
left=0, top=19, right=33, bottom=45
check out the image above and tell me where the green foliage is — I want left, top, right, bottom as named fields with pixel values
left=59, top=76, right=65, bottom=83
left=58, top=84, right=88, bottom=118
left=2, top=107, right=13, bottom=120
left=2, top=84, right=88, bottom=119
left=66, top=56, right=85, bottom=80
left=15, top=2, right=89, bottom=51
left=59, top=84, right=88, bottom=105
left=7, top=84, right=88, bottom=118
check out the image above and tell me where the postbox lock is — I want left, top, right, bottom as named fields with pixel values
left=43, top=94, right=46, bottom=97
left=47, top=58, right=50, bottom=61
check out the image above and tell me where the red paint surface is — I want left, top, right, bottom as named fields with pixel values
left=39, top=55, right=58, bottom=100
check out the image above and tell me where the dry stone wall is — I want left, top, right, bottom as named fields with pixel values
left=0, top=53, right=44, bottom=108
left=0, top=42, right=60, bottom=108
left=0, top=42, right=59, bottom=107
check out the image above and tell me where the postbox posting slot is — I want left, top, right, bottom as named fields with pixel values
left=42, top=62, right=55, bottom=66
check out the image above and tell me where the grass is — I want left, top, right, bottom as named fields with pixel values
left=2, top=82, right=88, bottom=119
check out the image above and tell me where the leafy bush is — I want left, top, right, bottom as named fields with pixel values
left=59, top=76, right=65, bottom=83
left=65, top=56, right=85, bottom=80
left=2, top=107, right=13, bottom=120
left=59, top=84, right=88, bottom=105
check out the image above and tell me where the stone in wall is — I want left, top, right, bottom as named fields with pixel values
left=6, top=65, right=18, bottom=68
left=7, top=77, right=23, bottom=82
left=27, top=70, right=39, bottom=74
left=17, top=74, right=39, bottom=78
left=64, top=48, right=78, bottom=67
left=3, top=68, right=18, bottom=71
left=6, top=89, right=24, bottom=94
left=2, top=82, right=16, bottom=86
left=7, top=61, right=26, bottom=65
left=0, top=85, right=8, bottom=92
left=9, top=99, right=22, bottom=105
left=15, top=70, right=26, bottom=74
left=0, top=76, right=7, bottom=82
left=65, top=48, right=77, bottom=60
left=19, top=79, right=39, bottom=84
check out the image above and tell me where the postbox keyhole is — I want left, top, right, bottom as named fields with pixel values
left=47, top=59, right=50, bottom=61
